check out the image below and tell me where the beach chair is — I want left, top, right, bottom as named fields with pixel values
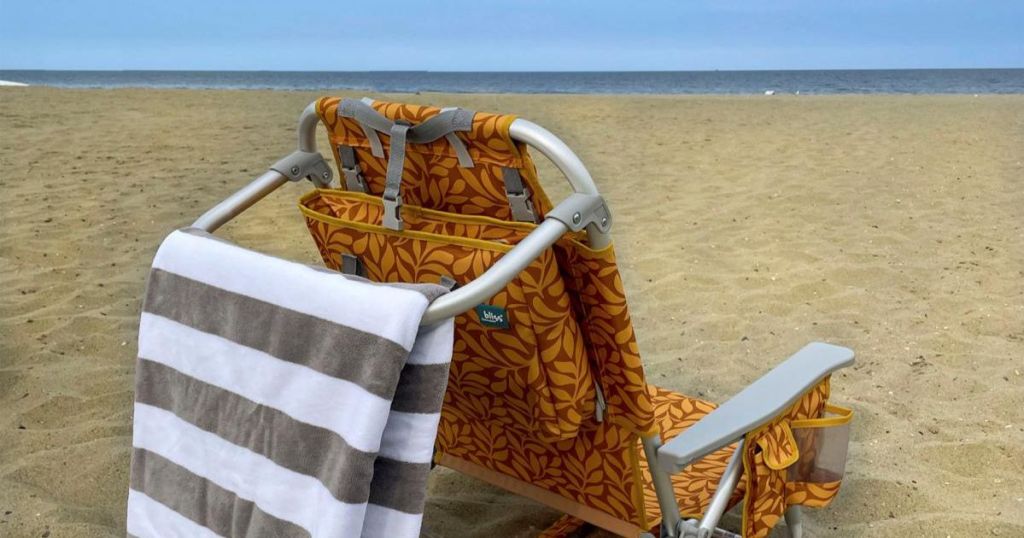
left=193, top=98, right=855, bottom=538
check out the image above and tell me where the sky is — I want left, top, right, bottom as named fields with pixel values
left=1, top=1, right=1021, bottom=71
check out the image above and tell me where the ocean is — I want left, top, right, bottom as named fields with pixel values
left=1, top=69, right=1022, bottom=94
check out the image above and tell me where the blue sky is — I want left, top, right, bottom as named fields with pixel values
left=1, top=1, right=1021, bottom=71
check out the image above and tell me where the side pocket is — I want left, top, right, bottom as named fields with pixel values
left=517, top=248, right=594, bottom=441
left=742, top=381, right=847, bottom=538
left=787, top=404, right=853, bottom=485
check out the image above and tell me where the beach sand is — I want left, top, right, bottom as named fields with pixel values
left=1, top=87, right=1022, bottom=537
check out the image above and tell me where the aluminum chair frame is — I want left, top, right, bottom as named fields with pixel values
left=193, top=101, right=853, bottom=538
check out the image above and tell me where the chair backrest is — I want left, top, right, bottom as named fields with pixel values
left=314, top=97, right=658, bottom=436
left=317, top=97, right=555, bottom=221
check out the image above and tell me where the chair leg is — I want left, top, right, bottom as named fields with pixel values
left=784, top=506, right=803, bottom=538
left=641, top=435, right=682, bottom=537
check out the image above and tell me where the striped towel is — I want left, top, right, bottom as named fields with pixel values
left=127, top=228, right=454, bottom=538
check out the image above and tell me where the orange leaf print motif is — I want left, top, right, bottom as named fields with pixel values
left=299, top=189, right=593, bottom=443
left=301, top=99, right=849, bottom=538
left=741, top=378, right=847, bottom=538
left=314, top=97, right=546, bottom=220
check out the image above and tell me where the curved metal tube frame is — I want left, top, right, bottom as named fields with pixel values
left=190, top=100, right=756, bottom=536
left=192, top=170, right=290, bottom=232
left=194, top=101, right=610, bottom=325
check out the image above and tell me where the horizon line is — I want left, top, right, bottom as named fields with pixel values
left=2, top=67, right=1022, bottom=74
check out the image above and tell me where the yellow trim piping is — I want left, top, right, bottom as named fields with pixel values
left=299, top=187, right=593, bottom=440
left=315, top=189, right=541, bottom=231
left=299, top=194, right=518, bottom=254
left=627, top=440, right=650, bottom=530
left=790, top=403, right=853, bottom=429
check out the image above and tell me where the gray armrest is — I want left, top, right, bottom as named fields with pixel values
left=656, top=342, right=854, bottom=474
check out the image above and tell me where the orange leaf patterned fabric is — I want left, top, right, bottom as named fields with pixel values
left=741, top=377, right=845, bottom=538
left=553, top=239, right=656, bottom=435
left=315, top=97, right=555, bottom=220
left=301, top=97, right=850, bottom=538
left=440, top=385, right=740, bottom=536
left=640, top=387, right=746, bottom=525
left=301, top=190, right=595, bottom=442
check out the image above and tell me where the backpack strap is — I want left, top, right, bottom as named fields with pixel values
left=337, top=98, right=477, bottom=230
left=501, top=167, right=538, bottom=222
left=382, top=120, right=412, bottom=230
left=437, top=107, right=476, bottom=167
left=353, top=97, right=386, bottom=157
left=339, top=253, right=366, bottom=277
left=337, top=145, right=368, bottom=193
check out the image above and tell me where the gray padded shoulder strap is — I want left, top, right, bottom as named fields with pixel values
left=382, top=121, right=412, bottom=231
left=424, top=107, right=475, bottom=167
left=420, top=107, right=475, bottom=142
left=336, top=97, right=478, bottom=230
left=337, top=98, right=475, bottom=164
left=338, top=98, right=387, bottom=157
left=338, top=98, right=391, bottom=130
left=444, top=133, right=474, bottom=168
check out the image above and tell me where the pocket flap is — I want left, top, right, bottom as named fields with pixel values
left=755, top=421, right=799, bottom=470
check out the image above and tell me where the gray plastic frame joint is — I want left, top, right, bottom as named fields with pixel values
left=270, top=150, right=333, bottom=188
left=545, top=193, right=612, bottom=233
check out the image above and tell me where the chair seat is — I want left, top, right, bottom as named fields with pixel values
left=640, top=386, right=746, bottom=525
left=538, top=386, right=746, bottom=537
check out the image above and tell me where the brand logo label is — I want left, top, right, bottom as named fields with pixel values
left=475, top=304, right=509, bottom=329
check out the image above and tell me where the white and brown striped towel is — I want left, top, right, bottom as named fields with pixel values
left=127, top=228, right=453, bottom=538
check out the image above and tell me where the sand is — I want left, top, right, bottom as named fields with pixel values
left=1, top=87, right=1022, bottom=537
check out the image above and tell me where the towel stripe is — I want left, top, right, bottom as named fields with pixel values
left=405, top=318, right=456, bottom=365
left=391, top=361, right=451, bottom=413
left=139, top=312, right=392, bottom=454
left=133, top=402, right=366, bottom=536
left=144, top=268, right=409, bottom=401
left=135, top=358, right=373, bottom=503
left=127, top=489, right=222, bottom=538
left=135, top=358, right=430, bottom=512
left=130, top=448, right=309, bottom=537
left=379, top=408, right=444, bottom=464
left=369, top=455, right=431, bottom=513
left=139, top=312, right=444, bottom=465
left=155, top=229, right=425, bottom=349
left=362, top=503, right=426, bottom=537
left=130, top=229, right=454, bottom=537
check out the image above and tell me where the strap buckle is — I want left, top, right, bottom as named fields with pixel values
left=341, top=162, right=367, bottom=192
left=339, top=253, right=366, bottom=278
left=382, top=192, right=404, bottom=231
left=502, top=167, right=538, bottom=222
left=438, top=275, right=460, bottom=291
left=507, top=186, right=537, bottom=222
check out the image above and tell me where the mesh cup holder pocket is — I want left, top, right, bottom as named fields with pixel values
left=787, top=404, right=853, bottom=483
